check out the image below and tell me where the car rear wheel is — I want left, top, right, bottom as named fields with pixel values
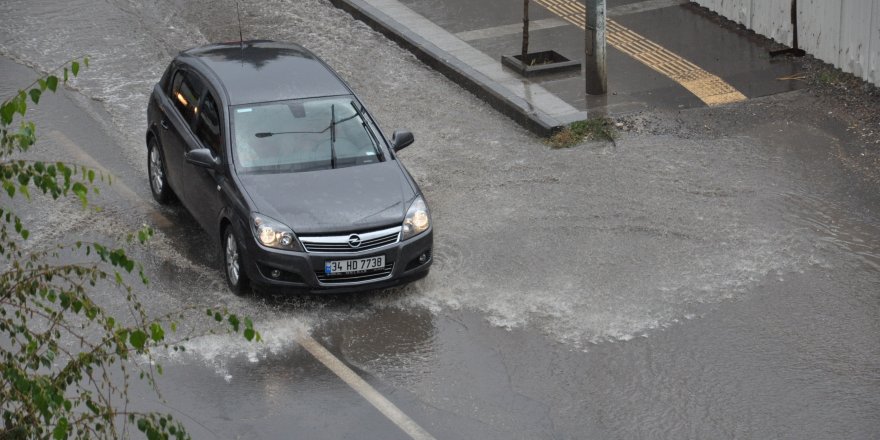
left=148, top=138, right=173, bottom=204
left=224, top=226, right=251, bottom=295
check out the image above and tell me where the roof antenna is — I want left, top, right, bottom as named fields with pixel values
left=235, top=1, right=244, bottom=50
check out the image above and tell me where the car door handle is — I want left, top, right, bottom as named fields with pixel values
left=160, top=119, right=169, bottom=130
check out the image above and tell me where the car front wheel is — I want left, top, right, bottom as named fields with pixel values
left=147, top=138, right=173, bottom=204
left=224, top=226, right=251, bottom=295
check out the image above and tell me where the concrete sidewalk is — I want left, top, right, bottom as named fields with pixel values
left=330, top=0, right=807, bottom=135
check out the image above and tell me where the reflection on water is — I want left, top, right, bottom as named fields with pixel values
left=165, top=297, right=435, bottom=383
left=3, top=0, right=879, bottom=349
left=778, top=190, right=880, bottom=273
left=3, top=0, right=879, bottom=437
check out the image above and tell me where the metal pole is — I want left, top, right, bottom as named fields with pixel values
left=584, top=0, right=607, bottom=95
left=770, top=0, right=805, bottom=57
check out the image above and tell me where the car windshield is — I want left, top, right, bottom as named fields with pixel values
left=231, top=96, right=384, bottom=173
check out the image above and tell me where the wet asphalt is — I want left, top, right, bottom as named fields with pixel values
left=1, top=0, right=879, bottom=438
left=398, top=0, right=807, bottom=113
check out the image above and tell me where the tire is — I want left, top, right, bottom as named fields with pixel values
left=223, top=225, right=251, bottom=295
left=147, top=138, right=173, bottom=204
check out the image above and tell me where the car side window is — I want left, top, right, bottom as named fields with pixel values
left=194, top=92, right=221, bottom=154
left=169, top=70, right=202, bottom=123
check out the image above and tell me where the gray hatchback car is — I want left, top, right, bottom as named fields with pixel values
left=146, top=41, right=433, bottom=294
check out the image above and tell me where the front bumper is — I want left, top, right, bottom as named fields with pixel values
left=241, top=226, right=433, bottom=294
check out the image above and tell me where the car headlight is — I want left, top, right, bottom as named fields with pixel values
left=401, top=196, right=430, bottom=240
left=251, top=213, right=301, bottom=251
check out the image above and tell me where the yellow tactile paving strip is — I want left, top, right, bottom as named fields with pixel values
left=533, top=0, right=747, bottom=106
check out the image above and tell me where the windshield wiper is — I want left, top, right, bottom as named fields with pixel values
left=329, top=104, right=337, bottom=169
left=254, top=130, right=323, bottom=138
left=350, top=100, right=383, bottom=160
left=254, top=114, right=358, bottom=139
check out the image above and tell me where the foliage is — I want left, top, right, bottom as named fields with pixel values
left=0, top=59, right=259, bottom=439
left=548, top=117, right=618, bottom=149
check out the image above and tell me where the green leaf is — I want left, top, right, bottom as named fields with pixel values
left=1, top=101, right=15, bottom=125
left=63, top=67, right=69, bottom=83
left=244, top=328, right=255, bottom=341
left=87, top=169, right=95, bottom=183
left=130, top=330, right=147, bottom=350
left=86, top=400, right=100, bottom=415
left=38, top=78, right=47, bottom=90
left=29, top=88, right=41, bottom=104
left=16, top=92, right=27, bottom=115
left=84, top=56, right=90, bottom=68
left=71, top=61, right=80, bottom=77
left=46, top=75, right=58, bottom=92
left=150, top=322, right=164, bottom=342
left=53, top=417, right=68, bottom=440
left=72, top=182, right=88, bottom=207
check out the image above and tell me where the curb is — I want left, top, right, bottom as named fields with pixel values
left=329, top=0, right=576, bottom=137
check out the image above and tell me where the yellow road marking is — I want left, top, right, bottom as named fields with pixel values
left=532, top=0, right=747, bottom=106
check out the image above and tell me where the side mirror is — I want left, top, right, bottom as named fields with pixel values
left=185, top=148, right=220, bottom=169
left=390, top=130, right=414, bottom=152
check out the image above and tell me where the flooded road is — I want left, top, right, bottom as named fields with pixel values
left=1, top=0, right=879, bottom=438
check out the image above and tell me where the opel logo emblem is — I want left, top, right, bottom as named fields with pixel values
left=348, top=234, right=362, bottom=248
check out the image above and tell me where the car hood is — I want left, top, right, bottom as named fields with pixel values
left=237, top=162, right=415, bottom=235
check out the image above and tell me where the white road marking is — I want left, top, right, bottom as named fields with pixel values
left=47, top=129, right=435, bottom=439
left=296, top=331, right=437, bottom=440
left=48, top=129, right=142, bottom=202
left=47, top=129, right=173, bottom=228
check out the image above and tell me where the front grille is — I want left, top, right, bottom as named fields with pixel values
left=300, top=226, right=401, bottom=254
left=315, top=263, right=394, bottom=284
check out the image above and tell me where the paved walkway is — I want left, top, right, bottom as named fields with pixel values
left=331, top=0, right=807, bottom=134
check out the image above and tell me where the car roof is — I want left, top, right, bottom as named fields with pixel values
left=179, top=40, right=351, bottom=105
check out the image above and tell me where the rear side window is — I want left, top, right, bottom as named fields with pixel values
left=169, top=70, right=202, bottom=122
left=194, top=92, right=221, bottom=153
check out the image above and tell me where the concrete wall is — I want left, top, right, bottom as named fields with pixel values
left=692, top=0, right=880, bottom=86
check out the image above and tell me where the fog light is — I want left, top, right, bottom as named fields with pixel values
left=418, top=253, right=427, bottom=263
left=270, top=269, right=281, bottom=279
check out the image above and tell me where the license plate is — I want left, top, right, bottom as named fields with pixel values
left=324, top=255, right=385, bottom=275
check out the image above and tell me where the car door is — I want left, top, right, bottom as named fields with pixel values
left=158, top=68, right=204, bottom=196
left=185, top=84, right=227, bottom=237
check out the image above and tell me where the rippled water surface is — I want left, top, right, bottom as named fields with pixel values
left=3, top=0, right=879, bottom=348
left=2, top=1, right=879, bottom=437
